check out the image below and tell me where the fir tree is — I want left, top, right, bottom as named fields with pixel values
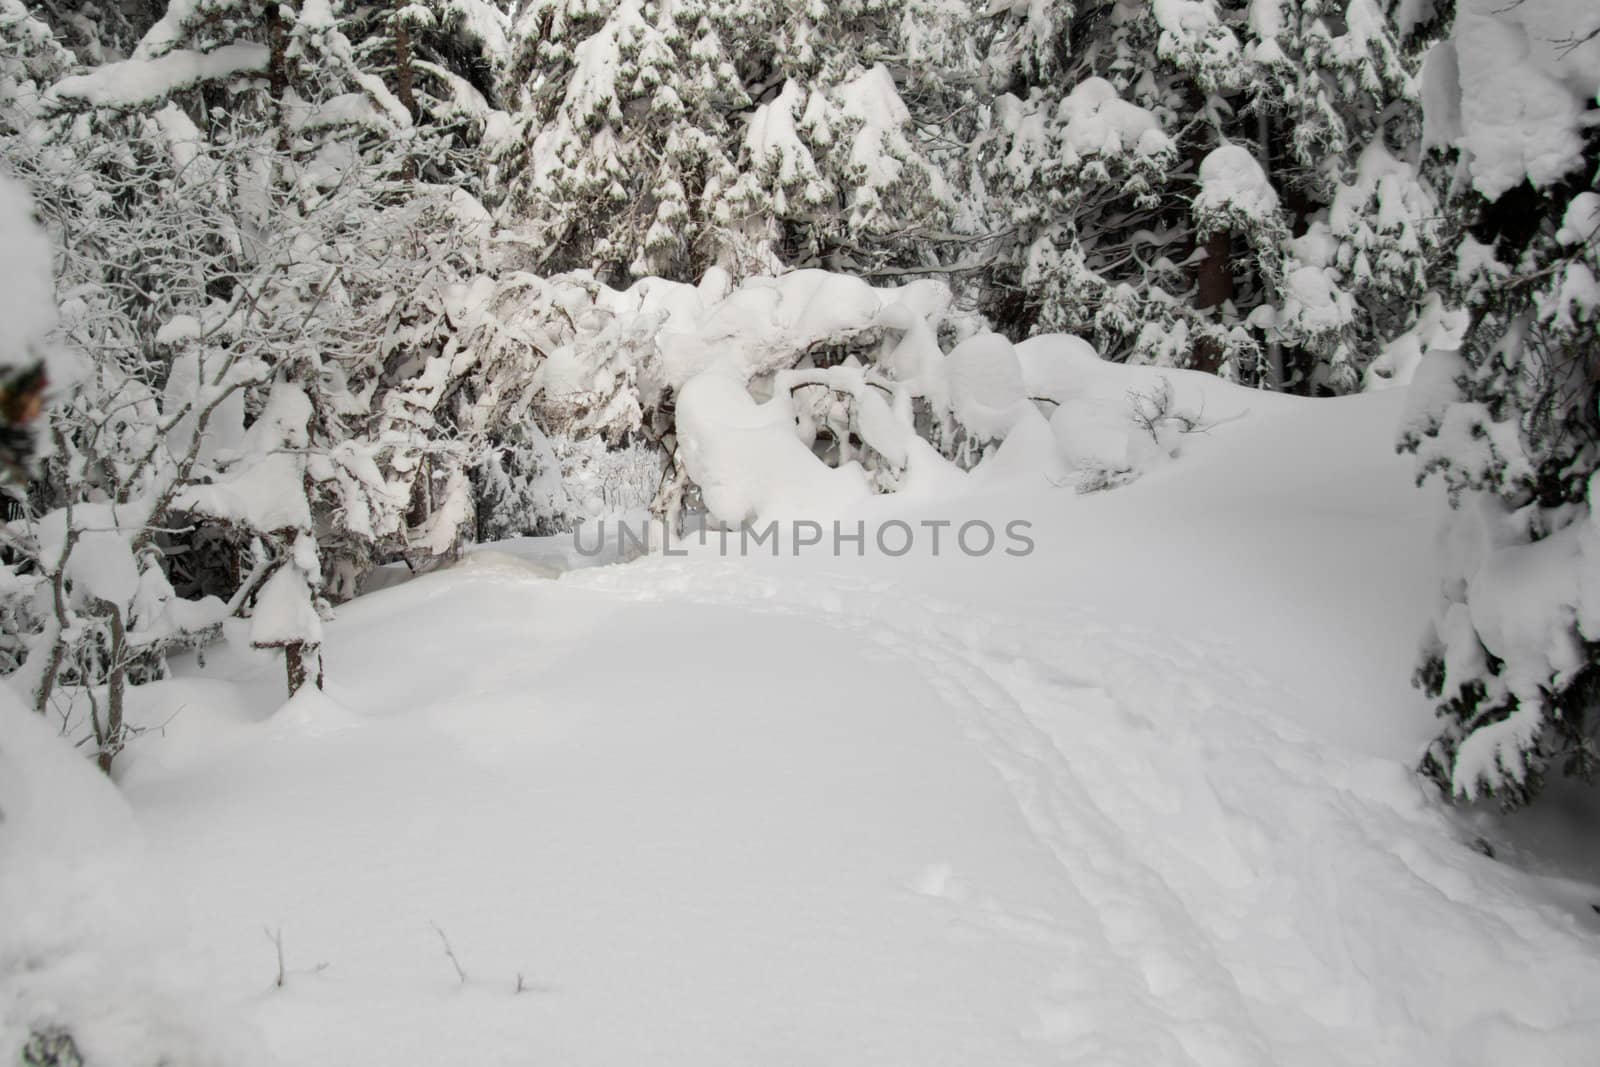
left=977, top=0, right=1440, bottom=392
left=1400, top=0, right=1600, bottom=807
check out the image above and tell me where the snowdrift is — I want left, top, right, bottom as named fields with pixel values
left=0, top=689, right=262, bottom=1066
left=69, top=343, right=1600, bottom=1067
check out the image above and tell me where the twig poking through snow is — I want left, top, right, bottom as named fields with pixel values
left=266, top=926, right=285, bottom=988
left=430, top=921, right=468, bottom=986
left=264, top=925, right=328, bottom=987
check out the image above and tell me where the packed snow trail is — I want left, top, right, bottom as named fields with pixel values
left=113, top=552, right=1600, bottom=1067
left=570, top=558, right=1600, bottom=1065
left=111, top=389, right=1600, bottom=1066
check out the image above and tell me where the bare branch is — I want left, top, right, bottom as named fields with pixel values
left=429, top=921, right=468, bottom=986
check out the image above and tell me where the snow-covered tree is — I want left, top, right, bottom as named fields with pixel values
left=472, top=417, right=575, bottom=538
left=1401, top=0, right=1600, bottom=808
left=345, top=0, right=512, bottom=186
left=250, top=529, right=325, bottom=696
left=977, top=0, right=1442, bottom=392
left=493, top=0, right=974, bottom=284
left=494, top=0, right=748, bottom=280
left=0, top=0, right=505, bottom=750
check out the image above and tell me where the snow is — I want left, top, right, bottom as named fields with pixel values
left=48, top=44, right=270, bottom=109
left=0, top=687, right=261, bottom=1067
left=1054, top=77, right=1173, bottom=162
left=56, top=351, right=1594, bottom=1067
left=1557, top=193, right=1600, bottom=247
left=653, top=269, right=928, bottom=389
left=34, top=502, right=145, bottom=607
left=1419, top=40, right=1463, bottom=153
left=745, top=80, right=824, bottom=190
left=832, top=64, right=920, bottom=206
left=1195, top=143, right=1279, bottom=220
left=1364, top=293, right=1469, bottom=390
left=1440, top=0, right=1600, bottom=198
left=440, top=0, right=511, bottom=64
left=175, top=382, right=315, bottom=534
left=674, top=368, right=871, bottom=524
left=943, top=332, right=1030, bottom=441
left=1281, top=264, right=1355, bottom=332
left=250, top=559, right=323, bottom=649
left=0, top=175, right=56, bottom=370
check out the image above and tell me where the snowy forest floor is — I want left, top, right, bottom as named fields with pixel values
left=110, top=386, right=1600, bottom=1066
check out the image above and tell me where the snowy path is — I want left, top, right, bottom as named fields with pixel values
left=119, top=549, right=1600, bottom=1066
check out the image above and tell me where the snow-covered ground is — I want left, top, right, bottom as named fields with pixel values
left=24, top=369, right=1600, bottom=1066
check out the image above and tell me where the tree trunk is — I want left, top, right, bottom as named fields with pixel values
left=394, top=1, right=419, bottom=180
left=285, top=641, right=321, bottom=697
left=394, top=2, right=418, bottom=120
left=266, top=1, right=295, bottom=151
left=1257, top=109, right=1284, bottom=390
left=92, top=600, right=126, bottom=775
left=1190, top=228, right=1233, bottom=375
left=1185, top=85, right=1234, bottom=377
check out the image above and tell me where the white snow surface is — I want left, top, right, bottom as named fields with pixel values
left=1434, top=0, right=1600, bottom=198
left=0, top=689, right=263, bottom=1067
left=1054, top=77, right=1173, bottom=162
left=1195, top=143, right=1279, bottom=220
left=48, top=43, right=270, bottom=108
left=23, top=359, right=1600, bottom=1066
left=944, top=332, right=1031, bottom=440
left=0, top=176, right=57, bottom=370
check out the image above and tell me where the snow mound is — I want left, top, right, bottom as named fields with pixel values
left=1195, top=143, right=1279, bottom=220
left=268, top=684, right=360, bottom=738
left=1005, top=333, right=1281, bottom=490
left=675, top=369, right=871, bottom=523
left=944, top=332, right=1030, bottom=441
left=0, top=689, right=264, bottom=1067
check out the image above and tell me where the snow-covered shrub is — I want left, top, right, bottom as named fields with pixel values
left=1069, top=376, right=1212, bottom=493
left=1401, top=0, right=1600, bottom=808
left=659, top=271, right=973, bottom=526
left=0, top=1, right=509, bottom=731
left=436, top=264, right=972, bottom=529
left=556, top=435, right=662, bottom=521
left=473, top=419, right=575, bottom=540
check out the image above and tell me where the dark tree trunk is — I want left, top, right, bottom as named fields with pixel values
left=1183, top=83, right=1234, bottom=377
left=285, top=641, right=322, bottom=697
left=266, top=1, right=293, bottom=150
left=92, top=601, right=126, bottom=775
left=1190, top=228, right=1234, bottom=375
left=394, top=2, right=418, bottom=120
left=394, top=1, right=419, bottom=179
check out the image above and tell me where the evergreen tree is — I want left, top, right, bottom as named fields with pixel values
left=977, top=0, right=1440, bottom=392
left=495, top=0, right=748, bottom=280
left=1401, top=0, right=1600, bottom=807
left=344, top=0, right=512, bottom=186
left=493, top=0, right=974, bottom=284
